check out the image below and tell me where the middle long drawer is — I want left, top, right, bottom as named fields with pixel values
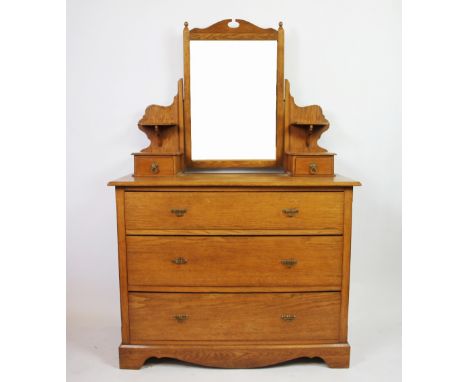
left=127, top=236, right=343, bottom=289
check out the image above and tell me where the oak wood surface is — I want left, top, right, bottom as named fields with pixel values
left=189, top=19, right=278, bottom=40
left=339, top=189, right=353, bottom=342
left=110, top=183, right=358, bottom=369
left=183, top=22, right=191, bottom=164
left=189, top=160, right=277, bottom=169
left=183, top=20, right=285, bottom=168
left=128, top=292, right=341, bottom=342
left=127, top=286, right=341, bottom=293
left=293, top=155, right=334, bottom=176
left=285, top=79, right=330, bottom=155
left=126, top=229, right=343, bottom=236
left=177, top=78, right=185, bottom=169
left=126, top=235, right=343, bottom=288
left=119, top=342, right=350, bottom=369
left=137, top=79, right=184, bottom=154
left=133, top=155, right=181, bottom=177
left=124, top=191, right=344, bottom=231
left=276, top=22, right=285, bottom=166
left=110, top=18, right=360, bottom=370
left=108, top=173, right=361, bottom=187
left=115, top=189, right=130, bottom=342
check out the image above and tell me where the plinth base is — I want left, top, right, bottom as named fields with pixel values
left=119, top=342, right=350, bottom=369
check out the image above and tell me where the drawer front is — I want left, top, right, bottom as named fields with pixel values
left=133, top=156, right=180, bottom=176
left=294, top=156, right=334, bottom=176
left=128, top=292, right=341, bottom=342
left=125, top=191, right=344, bottom=231
left=127, top=236, right=343, bottom=288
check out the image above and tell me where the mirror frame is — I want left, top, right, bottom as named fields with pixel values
left=183, top=19, right=284, bottom=169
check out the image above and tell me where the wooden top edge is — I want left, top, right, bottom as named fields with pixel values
left=189, top=19, right=278, bottom=40
left=107, top=173, right=361, bottom=187
left=132, top=152, right=183, bottom=156
left=121, top=341, right=349, bottom=348
left=138, top=122, right=177, bottom=127
left=285, top=152, right=337, bottom=156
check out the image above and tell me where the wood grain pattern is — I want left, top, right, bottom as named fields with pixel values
left=126, top=229, right=343, bottom=236
left=128, top=292, right=341, bottom=342
left=291, top=155, right=334, bottom=176
left=126, top=236, right=343, bottom=288
left=189, top=19, right=278, bottom=40
left=138, top=79, right=183, bottom=154
left=119, top=342, right=350, bottom=369
left=133, top=154, right=182, bottom=177
left=339, top=188, right=353, bottom=342
left=124, top=191, right=344, bottom=231
left=110, top=18, right=361, bottom=370
left=108, top=173, right=361, bottom=187
left=189, top=160, right=277, bottom=169
left=127, top=286, right=342, bottom=293
left=285, top=79, right=331, bottom=155
left=115, top=188, right=130, bottom=343
left=109, top=182, right=359, bottom=369
left=276, top=22, right=285, bottom=167
left=138, top=101, right=177, bottom=128
left=183, top=20, right=284, bottom=168
left=183, top=22, right=192, bottom=165
left=177, top=79, right=186, bottom=170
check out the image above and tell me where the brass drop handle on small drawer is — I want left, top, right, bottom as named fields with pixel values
left=172, top=257, right=187, bottom=265
left=281, top=314, right=296, bottom=322
left=174, top=314, right=189, bottom=323
left=309, top=163, right=318, bottom=174
left=151, top=161, right=159, bottom=174
left=282, top=208, right=299, bottom=217
left=171, top=208, right=187, bottom=217
left=281, top=258, right=298, bottom=268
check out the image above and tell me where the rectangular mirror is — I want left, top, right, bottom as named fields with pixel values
left=184, top=19, right=284, bottom=169
left=190, top=41, right=277, bottom=161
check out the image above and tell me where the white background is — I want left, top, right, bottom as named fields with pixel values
left=66, top=0, right=400, bottom=380
left=191, top=41, right=277, bottom=160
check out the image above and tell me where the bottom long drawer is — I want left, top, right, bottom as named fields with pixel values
left=128, top=292, right=341, bottom=342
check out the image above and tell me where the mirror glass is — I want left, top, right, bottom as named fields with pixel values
left=190, top=41, right=277, bottom=160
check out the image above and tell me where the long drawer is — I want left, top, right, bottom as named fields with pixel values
left=126, top=236, right=343, bottom=288
left=128, top=292, right=341, bottom=342
left=125, top=191, right=344, bottom=231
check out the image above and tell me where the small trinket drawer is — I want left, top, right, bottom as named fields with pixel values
left=109, top=174, right=359, bottom=369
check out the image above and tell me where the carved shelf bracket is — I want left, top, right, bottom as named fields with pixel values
left=285, top=79, right=330, bottom=153
left=137, top=79, right=184, bottom=153
left=295, top=123, right=329, bottom=152
left=284, top=79, right=335, bottom=176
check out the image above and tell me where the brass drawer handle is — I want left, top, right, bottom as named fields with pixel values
left=172, top=257, right=187, bottom=265
left=281, top=258, right=297, bottom=268
left=309, top=163, right=318, bottom=174
left=174, top=314, right=189, bottom=323
left=171, top=208, right=187, bottom=217
left=281, top=314, right=296, bottom=321
left=282, top=208, right=299, bottom=217
left=151, top=161, right=159, bottom=174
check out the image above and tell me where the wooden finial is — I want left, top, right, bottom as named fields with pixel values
left=279, top=21, right=283, bottom=28
left=184, top=21, right=188, bottom=28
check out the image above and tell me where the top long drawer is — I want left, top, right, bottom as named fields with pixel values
left=125, top=191, right=344, bottom=231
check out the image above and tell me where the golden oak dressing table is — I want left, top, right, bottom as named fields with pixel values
left=108, top=19, right=360, bottom=369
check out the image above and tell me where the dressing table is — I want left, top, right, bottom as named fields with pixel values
left=108, top=19, right=360, bottom=369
